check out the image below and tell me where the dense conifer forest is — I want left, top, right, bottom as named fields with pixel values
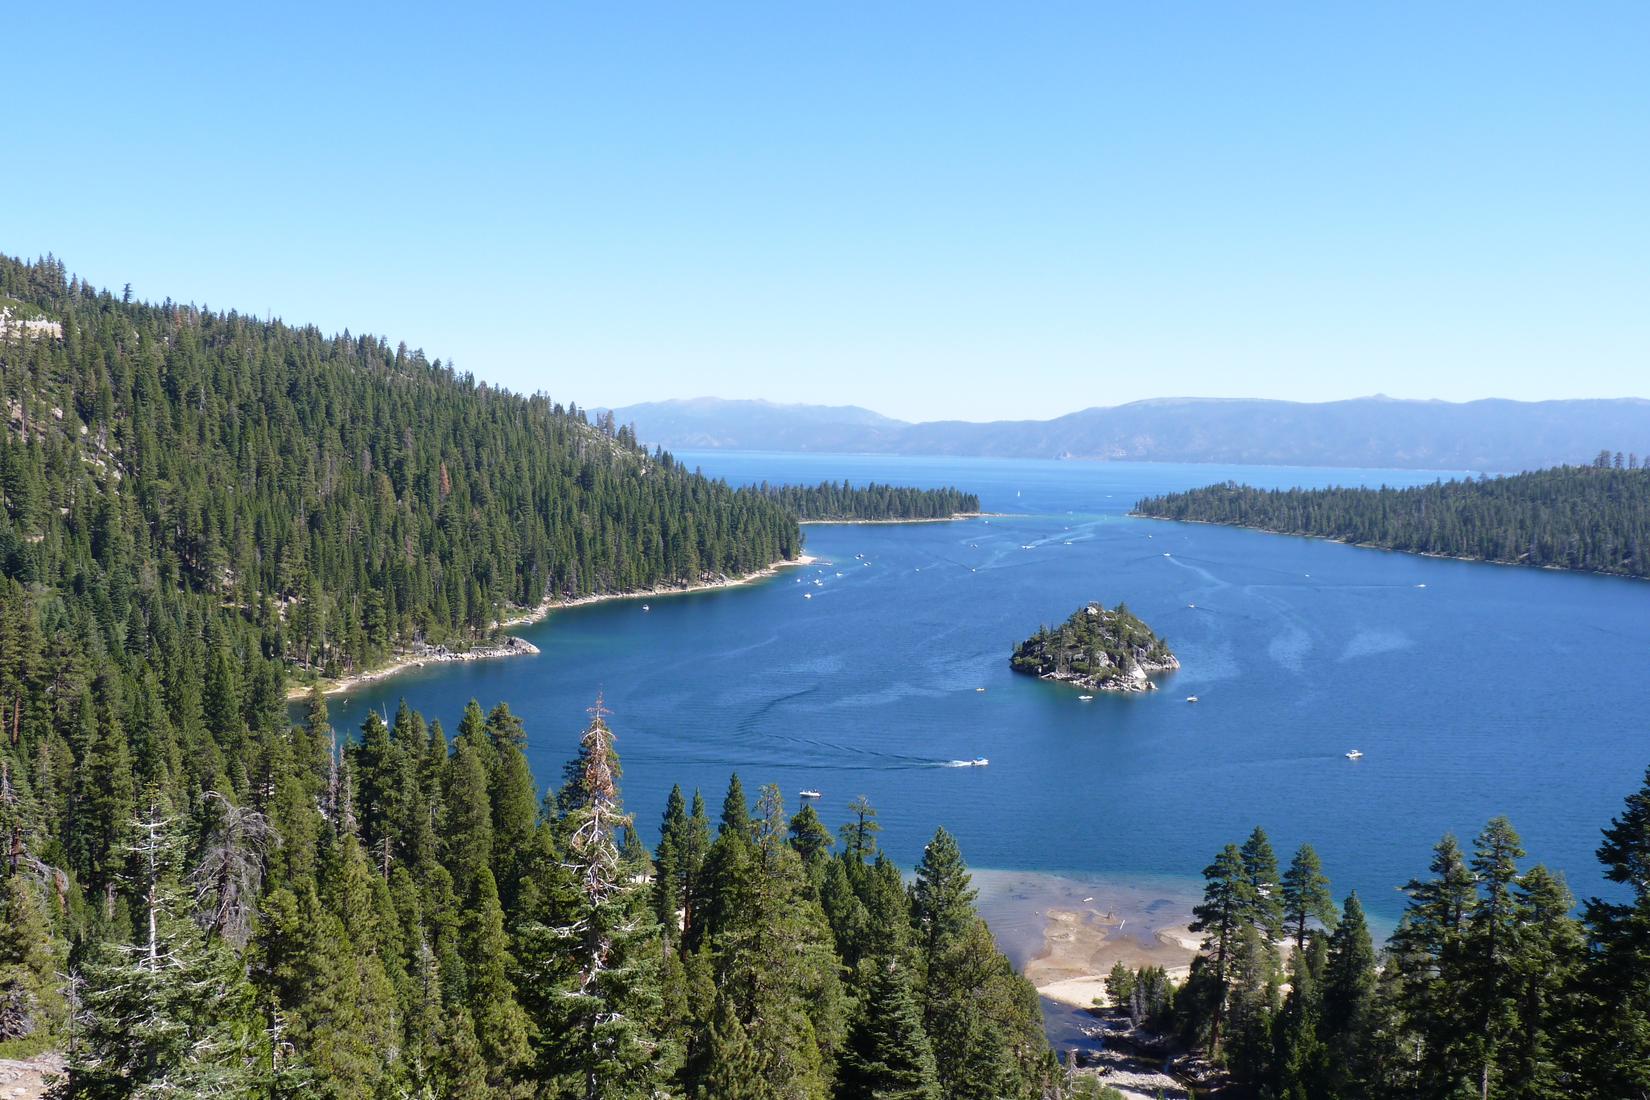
left=1, top=686, right=1055, bottom=1097
left=1133, top=459, right=1650, bottom=578
left=0, top=252, right=800, bottom=683
left=756, top=480, right=979, bottom=521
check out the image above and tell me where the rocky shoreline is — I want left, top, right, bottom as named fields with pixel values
left=1033, top=654, right=1181, bottom=694
left=286, top=553, right=814, bottom=700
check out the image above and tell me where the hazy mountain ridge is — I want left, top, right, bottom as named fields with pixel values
left=608, top=396, right=1650, bottom=472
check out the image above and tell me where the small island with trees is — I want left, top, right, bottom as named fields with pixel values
left=1010, top=602, right=1179, bottom=693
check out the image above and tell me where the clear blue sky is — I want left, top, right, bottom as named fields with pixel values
left=4, top=3, right=1647, bottom=421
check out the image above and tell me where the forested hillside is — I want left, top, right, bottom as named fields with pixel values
left=0, top=255, right=1051, bottom=1097
left=1134, top=459, right=1650, bottom=578
left=0, top=253, right=799, bottom=683
left=758, top=480, right=979, bottom=521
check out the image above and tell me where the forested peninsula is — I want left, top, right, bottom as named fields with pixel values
left=1133, top=458, right=1650, bottom=578
left=0, top=253, right=801, bottom=689
left=758, top=480, right=980, bottom=522
left=1010, top=602, right=1178, bottom=693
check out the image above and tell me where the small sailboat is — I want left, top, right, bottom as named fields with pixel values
left=1186, top=695, right=1199, bottom=704
left=798, top=789, right=822, bottom=800
left=1345, top=749, right=1364, bottom=760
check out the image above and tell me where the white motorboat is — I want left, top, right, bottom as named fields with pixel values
left=970, top=757, right=989, bottom=767
left=1078, top=694, right=1094, bottom=701
left=1186, top=695, right=1199, bottom=703
left=1345, top=749, right=1364, bottom=760
left=798, top=789, right=822, bottom=800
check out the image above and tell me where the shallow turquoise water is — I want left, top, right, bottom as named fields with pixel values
left=318, top=452, right=1650, bottom=924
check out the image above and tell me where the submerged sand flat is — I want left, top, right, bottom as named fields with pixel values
left=972, top=869, right=1200, bottom=1010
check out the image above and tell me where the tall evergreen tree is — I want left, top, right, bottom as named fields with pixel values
left=837, top=959, right=941, bottom=1100
left=1281, top=842, right=1337, bottom=954
left=526, top=699, right=667, bottom=1098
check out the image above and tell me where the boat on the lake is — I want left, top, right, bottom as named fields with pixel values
left=970, top=757, right=989, bottom=767
left=1078, top=694, right=1093, bottom=701
left=642, top=604, right=650, bottom=612
left=1186, top=695, right=1199, bottom=703
left=799, top=789, right=822, bottom=800
left=1346, top=749, right=1364, bottom=760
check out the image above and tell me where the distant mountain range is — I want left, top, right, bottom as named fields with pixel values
left=606, top=396, right=1650, bottom=472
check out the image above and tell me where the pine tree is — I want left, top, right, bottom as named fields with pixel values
left=719, top=772, right=750, bottom=838
left=527, top=698, right=667, bottom=1098
left=788, top=802, right=834, bottom=871
left=461, top=866, right=530, bottom=1086
left=837, top=958, right=941, bottom=1100
left=1188, top=843, right=1252, bottom=1054
left=839, top=795, right=881, bottom=866
left=1280, top=842, right=1337, bottom=954
left=699, top=994, right=763, bottom=1100
left=1320, top=892, right=1377, bottom=1095
left=1240, top=826, right=1285, bottom=944
left=1392, top=833, right=1478, bottom=1098
left=1466, top=816, right=1525, bottom=1100
left=1505, top=865, right=1582, bottom=1099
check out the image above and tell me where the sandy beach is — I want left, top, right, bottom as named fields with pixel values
left=285, top=552, right=817, bottom=700
left=1027, top=907, right=1199, bottom=1010
left=973, top=868, right=1201, bottom=1010
left=972, top=870, right=1200, bottom=1098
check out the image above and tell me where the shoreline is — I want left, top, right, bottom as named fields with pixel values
left=285, top=552, right=817, bottom=700
left=971, top=869, right=1201, bottom=1010
left=798, top=511, right=1003, bottom=526
left=1129, top=513, right=1648, bottom=582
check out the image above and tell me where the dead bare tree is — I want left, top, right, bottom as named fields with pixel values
left=188, top=791, right=275, bottom=948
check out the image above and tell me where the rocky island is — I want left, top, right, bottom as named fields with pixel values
left=1011, top=602, right=1179, bottom=693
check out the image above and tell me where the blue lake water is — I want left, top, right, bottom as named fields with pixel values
left=316, top=452, right=1650, bottom=928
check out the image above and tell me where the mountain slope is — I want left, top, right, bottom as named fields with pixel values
left=611, top=395, right=1650, bottom=472
left=0, top=254, right=799, bottom=681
